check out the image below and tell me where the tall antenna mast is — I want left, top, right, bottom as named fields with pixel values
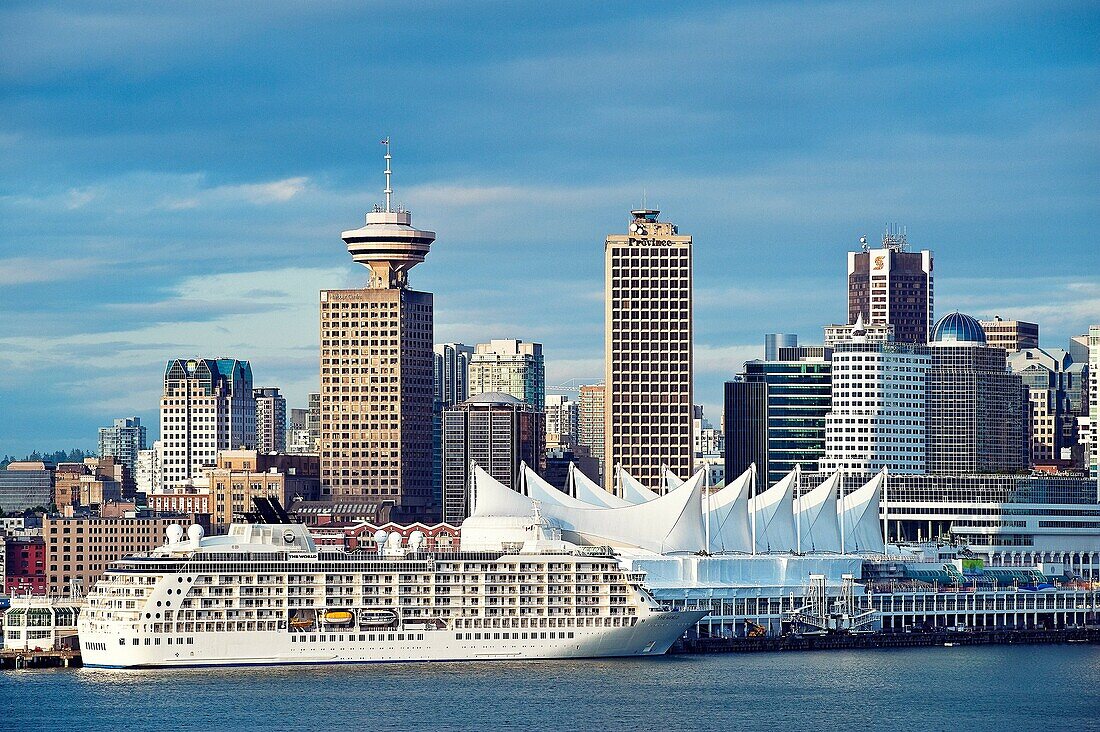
left=382, top=137, right=393, bottom=213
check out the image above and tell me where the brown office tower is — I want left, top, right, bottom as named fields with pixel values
left=604, top=208, right=693, bottom=493
left=319, top=143, right=436, bottom=521
left=847, top=227, right=933, bottom=345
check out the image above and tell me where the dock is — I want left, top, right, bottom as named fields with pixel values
left=1, top=648, right=82, bottom=670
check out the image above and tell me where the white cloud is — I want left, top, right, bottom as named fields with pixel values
left=0, top=256, right=107, bottom=285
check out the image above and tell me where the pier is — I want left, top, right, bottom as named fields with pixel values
left=1, top=648, right=82, bottom=670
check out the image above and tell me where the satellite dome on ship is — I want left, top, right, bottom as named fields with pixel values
left=930, top=311, right=986, bottom=345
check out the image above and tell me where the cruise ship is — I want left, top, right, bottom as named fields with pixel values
left=78, top=514, right=706, bottom=668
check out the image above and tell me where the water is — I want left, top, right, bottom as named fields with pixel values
left=3, top=646, right=1098, bottom=732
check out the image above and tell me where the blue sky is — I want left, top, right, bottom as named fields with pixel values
left=1, top=1, right=1098, bottom=456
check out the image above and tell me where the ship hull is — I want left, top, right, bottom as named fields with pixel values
left=80, top=610, right=705, bottom=668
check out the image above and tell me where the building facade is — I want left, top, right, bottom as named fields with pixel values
left=1090, top=325, right=1100, bottom=481
left=1009, top=348, right=1081, bottom=466
left=4, top=536, right=46, bottom=595
left=0, top=462, right=53, bottom=514
left=605, top=208, right=693, bottom=492
left=723, top=380, right=768, bottom=487
left=205, top=450, right=320, bottom=527
left=926, top=312, right=1028, bottom=475
left=764, top=333, right=797, bottom=361
left=467, top=339, right=545, bottom=409
left=254, top=387, right=287, bottom=453
left=134, top=445, right=160, bottom=496
left=441, top=393, right=544, bottom=524
left=434, top=343, right=475, bottom=407
left=97, top=417, right=147, bottom=475
left=545, top=394, right=579, bottom=450
left=820, top=340, right=931, bottom=474
left=847, top=229, right=933, bottom=345
left=578, top=384, right=606, bottom=481
left=320, top=149, right=436, bottom=520
left=979, top=316, right=1039, bottom=352
left=160, top=358, right=256, bottom=490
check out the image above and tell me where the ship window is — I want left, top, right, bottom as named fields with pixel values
left=188, top=638, right=194, bottom=644
left=418, top=634, right=423, bottom=641
left=475, top=633, right=481, bottom=640
left=310, top=635, right=316, bottom=642
left=569, top=632, right=574, bottom=638
left=521, top=633, right=527, bottom=639
left=359, top=635, right=365, bottom=641
left=132, top=638, right=138, bottom=645
left=387, top=634, right=394, bottom=641
left=456, top=633, right=462, bottom=640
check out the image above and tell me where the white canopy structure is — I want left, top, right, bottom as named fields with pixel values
left=704, top=466, right=753, bottom=553
left=469, top=464, right=707, bottom=554
left=663, top=468, right=684, bottom=493
left=839, top=470, right=886, bottom=554
left=568, top=463, right=632, bottom=508
left=796, top=471, right=842, bottom=553
left=520, top=463, right=595, bottom=510
left=616, top=465, right=661, bottom=503
left=750, top=469, right=797, bottom=553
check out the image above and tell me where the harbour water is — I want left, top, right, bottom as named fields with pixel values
left=3, top=646, right=1098, bottom=732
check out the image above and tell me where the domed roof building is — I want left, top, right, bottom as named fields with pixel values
left=930, top=312, right=987, bottom=345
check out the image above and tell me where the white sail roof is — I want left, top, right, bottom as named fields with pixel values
left=521, top=463, right=595, bottom=510
left=750, top=469, right=797, bottom=553
left=704, top=466, right=753, bottom=553
left=663, top=467, right=684, bottom=493
left=569, top=463, right=632, bottom=508
left=839, top=470, right=885, bottom=554
left=471, top=464, right=707, bottom=554
left=617, top=465, right=661, bottom=503
left=796, top=471, right=842, bottom=553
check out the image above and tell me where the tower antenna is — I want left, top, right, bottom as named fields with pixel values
left=382, top=137, right=393, bottom=213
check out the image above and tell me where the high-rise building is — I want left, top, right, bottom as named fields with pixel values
left=135, top=445, right=160, bottom=495
left=578, top=384, right=606, bottom=480
left=1089, top=325, right=1100, bottom=481
left=724, top=352, right=831, bottom=486
left=97, top=417, right=147, bottom=474
left=820, top=338, right=931, bottom=475
left=1009, top=348, right=1080, bottom=466
left=467, top=339, right=545, bottom=409
left=287, top=408, right=312, bottom=454
left=926, top=312, right=1028, bottom=475
left=692, top=406, right=724, bottom=485
left=847, top=228, right=933, bottom=345
left=979, top=316, right=1039, bottom=352
left=545, top=394, right=579, bottom=449
left=254, top=387, right=287, bottom=453
left=320, top=144, right=435, bottom=520
left=441, top=393, right=544, bottom=524
left=604, top=208, right=693, bottom=492
left=434, top=343, right=474, bottom=407
left=764, top=333, right=798, bottom=361
left=307, top=393, right=321, bottom=451
left=160, top=358, right=255, bottom=490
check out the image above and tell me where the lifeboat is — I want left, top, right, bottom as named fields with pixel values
left=323, top=610, right=355, bottom=625
left=289, top=617, right=314, bottom=630
left=358, top=609, right=399, bottom=628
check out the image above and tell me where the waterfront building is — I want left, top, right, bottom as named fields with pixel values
left=577, top=384, right=606, bottom=481
left=160, top=357, right=256, bottom=490
left=320, top=145, right=435, bottom=520
left=4, top=536, right=46, bottom=595
left=0, top=462, right=53, bottom=514
left=979, top=316, right=1039, bottom=352
left=605, top=207, right=693, bottom=492
left=847, top=228, right=933, bottom=345
left=254, top=387, right=287, bottom=453
left=204, top=450, right=320, bottom=528
left=2, top=594, right=81, bottom=651
left=441, top=393, right=544, bottom=524
left=1009, top=348, right=1081, bottom=465
left=764, top=333, right=797, bottom=361
left=134, top=444, right=161, bottom=495
left=545, top=394, right=579, bottom=449
left=726, top=352, right=831, bottom=486
left=43, top=514, right=198, bottom=596
left=467, top=339, right=545, bottom=409
left=819, top=337, right=931, bottom=475
left=926, top=312, right=1027, bottom=475
left=97, top=417, right=147, bottom=475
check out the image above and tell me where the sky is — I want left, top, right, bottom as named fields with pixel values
left=1, top=1, right=1098, bottom=457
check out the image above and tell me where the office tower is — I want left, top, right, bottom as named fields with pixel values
left=467, top=339, right=545, bottom=408
left=134, top=445, right=160, bottom=495
left=764, top=334, right=798, bottom=361
left=1089, top=325, right=1100, bottom=480
left=692, top=406, right=724, bottom=484
left=1009, top=348, right=1080, bottom=465
left=847, top=228, right=933, bottom=344
left=97, top=417, right=147, bottom=475
left=979, top=316, right=1039, bottom=352
left=287, top=408, right=311, bottom=453
left=823, top=318, right=893, bottom=347
left=578, top=384, right=606, bottom=480
left=160, top=358, right=255, bottom=490
left=545, top=394, right=579, bottom=449
left=820, top=334, right=931, bottom=475
left=254, top=387, right=287, bottom=453
left=307, top=393, right=321, bottom=451
left=724, top=351, right=831, bottom=486
left=434, top=343, right=474, bottom=406
left=441, top=393, right=544, bottom=524
left=320, top=144, right=435, bottom=519
left=0, top=462, right=54, bottom=514
left=926, top=312, right=1028, bottom=475
left=605, top=207, right=693, bottom=492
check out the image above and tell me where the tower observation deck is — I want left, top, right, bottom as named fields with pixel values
left=341, top=140, right=436, bottom=290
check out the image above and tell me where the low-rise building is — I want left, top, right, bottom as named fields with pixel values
left=0, top=462, right=53, bottom=514
left=4, top=536, right=46, bottom=595
left=206, top=450, right=320, bottom=527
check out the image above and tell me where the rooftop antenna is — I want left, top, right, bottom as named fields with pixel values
left=381, top=136, right=393, bottom=213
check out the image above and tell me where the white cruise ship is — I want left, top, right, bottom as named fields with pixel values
left=78, top=516, right=705, bottom=668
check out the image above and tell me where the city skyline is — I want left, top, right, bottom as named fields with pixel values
left=2, top=2, right=1099, bottom=456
